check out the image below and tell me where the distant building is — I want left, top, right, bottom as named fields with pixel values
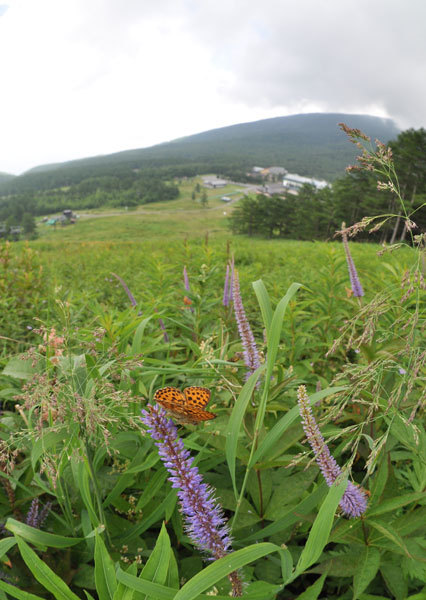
left=268, top=166, right=288, bottom=176
left=283, top=174, right=329, bottom=192
left=202, top=176, right=227, bottom=189
left=252, top=166, right=264, bottom=174
left=260, top=183, right=286, bottom=195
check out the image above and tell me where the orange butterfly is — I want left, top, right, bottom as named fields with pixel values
left=154, top=386, right=216, bottom=424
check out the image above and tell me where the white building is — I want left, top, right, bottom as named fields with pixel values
left=283, top=174, right=329, bottom=192
left=202, top=176, right=227, bottom=189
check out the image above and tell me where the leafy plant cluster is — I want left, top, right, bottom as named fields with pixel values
left=0, top=231, right=424, bottom=599
left=0, top=130, right=424, bottom=599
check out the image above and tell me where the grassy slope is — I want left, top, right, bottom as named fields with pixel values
left=32, top=177, right=412, bottom=311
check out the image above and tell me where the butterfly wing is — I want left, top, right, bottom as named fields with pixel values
left=153, top=386, right=216, bottom=424
left=183, top=386, right=211, bottom=408
left=183, top=387, right=216, bottom=422
left=154, top=386, right=186, bottom=415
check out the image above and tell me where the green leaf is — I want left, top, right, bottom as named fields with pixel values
left=0, top=535, right=17, bottom=558
left=366, top=491, right=424, bottom=516
left=368, top=456, right=388, bottom=506
left=119, top=490, right=177, bottom=544
left=113, top=562, right=137, bottom=600
left=137, top=522, right=172, bottom=600
left=250, top=387, right=346, bottom=467
left=263, top=282, right=301, bottom=387
left=368, top=520, right=412, bottom=557
left=136, top=469, right=168, bottom=510
left=2, top=356, right=36, bottom=380
left=252, top=279, right=273, bottom=334
left=85, top=353, right=101, bottom=379
left=173, top=543, right=283, bottom=600
left=295, top=477, right=347, bottom=576
left=358, top=595, right=390, bottom=600
left=380, top=562, right=408, bottom=600
left=242, top=482, right=328, bottom=542
left=103, top=446, right=148, bottom=508
left=132, top=317, right=153, bottom=354
left=71, top=455, right=99, bottom=527
left=14, top=535, right=81, bottom=600
left=6, top=518, right=82, bottom=548
left=31, top=429, right=68, bottom=470
left=0, top=579, right=45, bottom=600
left=295, top=573, right=327, bottom=599
left=225, top=365, right=265, bottom=497
left=94, top=532, right=117, bottom=600
left=353, top=547, right=381, bottom=599
left=116, top=570, right=174, bottom=600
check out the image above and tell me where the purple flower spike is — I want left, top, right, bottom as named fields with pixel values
left=158, top=318, right=169, bottom=343
left=26, top=498, right=52, bottom=528
left=183, top=266, right=190, bottom=292
left=111, top=272, right=138, bottom=307
left=26, top=498, right=39, bottom=528
left=233, top=270, right=261, bottom=381
left=223, top=264, right=230, bottom=306
left=229, top=256, right=235, bottom=304
left=297, top=385, right=367, bottom=518
left=141, top=405, right=243, bottom=596
left=342, top=232, right=364, bottom=297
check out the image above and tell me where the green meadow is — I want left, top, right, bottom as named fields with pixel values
left=0, top=173, right=424, bottom=599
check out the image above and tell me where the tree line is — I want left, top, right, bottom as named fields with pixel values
left=230, top=128, right=426, bottom=243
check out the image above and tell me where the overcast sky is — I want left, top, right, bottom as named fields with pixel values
left=1, top=0, right=425, bottom=174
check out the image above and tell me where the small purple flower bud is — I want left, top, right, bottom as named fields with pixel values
left=297, top=385, right=367, bottom=518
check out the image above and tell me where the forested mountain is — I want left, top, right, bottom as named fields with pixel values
left=0, top=113, right=399, bottom=196
left=0, top=172, right=15, bottom=183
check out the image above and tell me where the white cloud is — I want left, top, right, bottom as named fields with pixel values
left=0, top=0, right=424, bottom=174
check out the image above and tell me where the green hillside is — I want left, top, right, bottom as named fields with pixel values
left=0, top=171, right=16, bottom=183
left=0, top=113, right=399, bottom=196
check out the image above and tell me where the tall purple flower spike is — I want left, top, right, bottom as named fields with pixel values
left=183, top=265, right=190, bottom=292
left=111, top=272, right=138, bottom=307
left=223, top=264, right=230, bottom=306
left=297, top=385, right=368, bottom=518
left=233, top=270, right=261, bottom=381
left=229, top=256, right=234, bottom=303
left=342, top=231, right=364, bottom=297
left=110, top=272, right=169, bottom=342
left=141, top=404, right=243, bottom=596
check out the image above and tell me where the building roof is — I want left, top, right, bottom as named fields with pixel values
left=202, top=176, right=227, bottom=185
left=283, top=173, right=329, bottom=189
left=268, top=166, right=287, bottom=175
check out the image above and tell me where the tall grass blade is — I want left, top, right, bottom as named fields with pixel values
left=294, top=476, right=347, bottom=576
left=14, top=535, right=81, bottom=600
left=94, top=532, right=117, bottom=600
left=225, top=364, right=265, bottom=497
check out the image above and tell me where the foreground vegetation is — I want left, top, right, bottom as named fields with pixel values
left=0, top=129, right=424, bottom=599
